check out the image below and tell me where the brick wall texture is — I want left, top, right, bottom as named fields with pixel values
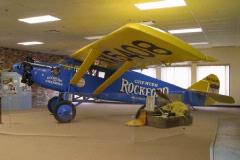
left=0, top=47, right=64, bottom=107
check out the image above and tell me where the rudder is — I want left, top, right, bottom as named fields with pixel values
left=188, top=74, right=220, bottom=94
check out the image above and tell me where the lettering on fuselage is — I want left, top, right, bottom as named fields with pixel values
left=45, top=76, right=63, bottom=86
left=120, top=78, right=169, bottom=97
left=99, top=40, right=172, bottom=63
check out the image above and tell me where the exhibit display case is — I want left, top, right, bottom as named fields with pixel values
left=0, top=72, right=32, bottom=110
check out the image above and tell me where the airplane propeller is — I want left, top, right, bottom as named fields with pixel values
left=21, top=56, right=34, bottom=86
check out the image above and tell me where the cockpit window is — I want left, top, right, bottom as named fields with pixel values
left=61, top=59, right=113, bottom=79
left=89, top=69, right=97, bottom=76
left=86, top=66, right=112, bottom=79
left=87, top=67, right=106, bottom=79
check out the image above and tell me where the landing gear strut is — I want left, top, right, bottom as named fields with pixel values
left=47, top=93, right=95, bottom=123
left=48, top=93, right=76, bottom=123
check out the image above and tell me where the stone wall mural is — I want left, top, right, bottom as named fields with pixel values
left=0, top=47, right=64, bottom=107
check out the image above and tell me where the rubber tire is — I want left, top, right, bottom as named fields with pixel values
left=53, top=101, right=76, bottom=123
left=48, top=96, right=61, bottom=113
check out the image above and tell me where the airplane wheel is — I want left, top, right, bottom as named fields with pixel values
left=48, top=96, right=61, bottom=113
left=53, top=101, right=76, bottom=123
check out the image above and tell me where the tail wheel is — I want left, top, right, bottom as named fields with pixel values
left=48, top=96, right=60, bottom=113
left=53, top=101, right=76, bottom=123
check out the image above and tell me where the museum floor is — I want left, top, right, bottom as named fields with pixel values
left=0, top=104, right=239, bottom=160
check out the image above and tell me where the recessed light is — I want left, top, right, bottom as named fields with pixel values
left=140, top=21, right=155, bottom=26
left=168, top=28, right=202, bottom=34
left=17, top=41, right=44, bottom=45
left=18, top=15, right=60, bottom=24
left=84, top=35, right=104, bottom=40
left=135, top=0, right=186, bottom=10
left=189, top=42, right=209, bottom=45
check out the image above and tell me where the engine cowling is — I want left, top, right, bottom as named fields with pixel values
left=21, top=57, right=34, bottom=86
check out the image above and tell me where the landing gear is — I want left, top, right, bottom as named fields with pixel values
left=47, top=96, right=61, bottom=113
left=53, top=101, right=76, bottom=123
left=48, top=93, right=85, bottom=123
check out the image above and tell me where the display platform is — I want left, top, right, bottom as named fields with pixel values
left=147, top=112, right=193, bottom=128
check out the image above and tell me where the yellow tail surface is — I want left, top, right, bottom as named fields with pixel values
left=188, top=74, right=234, bottom=105
left=188, top=74, right=220, bottom=94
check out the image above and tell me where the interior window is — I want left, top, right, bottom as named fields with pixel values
left=160, top=66, right=192, bottom=89
left=133, top=68, right=156, bottom=78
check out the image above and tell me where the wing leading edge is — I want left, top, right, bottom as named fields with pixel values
left=71, top=23, right=215, bottom=68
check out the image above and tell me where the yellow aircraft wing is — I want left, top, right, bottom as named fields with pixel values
left=71, top=23, right=215, bottom=67
left=70, top=23, right=216, bottom=94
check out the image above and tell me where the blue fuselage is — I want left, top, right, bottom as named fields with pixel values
left=13, top=61, right=207, bottom=106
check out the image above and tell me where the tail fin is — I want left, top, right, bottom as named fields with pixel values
left=187, top=74, right=234, bottom=105
left=188, top=74, right=220, bottom=94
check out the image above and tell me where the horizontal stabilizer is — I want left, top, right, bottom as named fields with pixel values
left=207, top=92, right=235, bottom=104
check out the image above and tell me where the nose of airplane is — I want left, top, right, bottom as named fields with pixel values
left=12, top=63, right=22, bottom=74
left=13, top=62, right=34, bottom=86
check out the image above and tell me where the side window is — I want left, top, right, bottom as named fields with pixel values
left=87, top=67, right=107, bottom=79
left=98, top=71, right=105, bottom=78
left=75, top=65, right=110, bottom=79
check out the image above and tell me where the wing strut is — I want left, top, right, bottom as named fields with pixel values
left=70, top=48, right=102, bottom=85
left=93, top=61, right=135, bottom=95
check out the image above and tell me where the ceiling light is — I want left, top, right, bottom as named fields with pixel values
left=17, top=41, right=44, bottom=45
left=168, top=28, right=202, bottom=34
left=189, top=42, right=209, bottom=45
left=134, top=0, right=186, bottom=10
left=18, top=15, right=60, bottom=24
left=140, top=21, right=155, bottom=26
left=84, top=35, right=104, bottom=40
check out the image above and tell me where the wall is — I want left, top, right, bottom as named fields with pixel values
left=199, top=47, right=240, bottom=105
left=0, top=47, right=64, bottom=107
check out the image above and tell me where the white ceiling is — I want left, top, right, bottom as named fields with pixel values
left=0, top=0, right=239, bottom=55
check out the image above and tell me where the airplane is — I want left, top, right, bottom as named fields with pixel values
left=12, top=23, right=235, bottom=123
